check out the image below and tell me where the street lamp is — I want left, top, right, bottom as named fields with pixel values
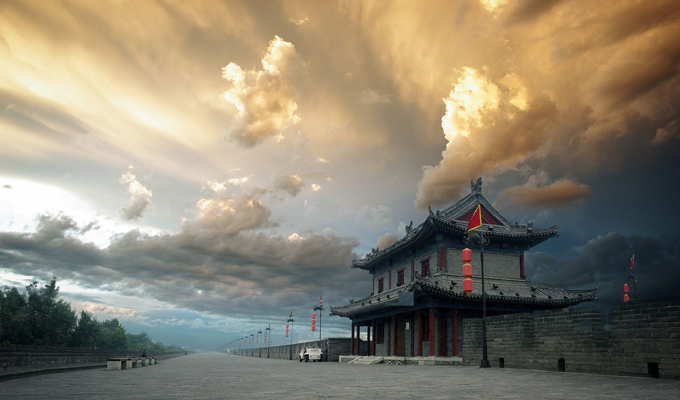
left=287, top=315, right=295, bottom=360
left=250, top=333, right=254, bottom=357
left=258, top=328, right=263, bottom=358
left=265, top=325, right=271, bottom=358
left=468, top=230, right=490, bottom=368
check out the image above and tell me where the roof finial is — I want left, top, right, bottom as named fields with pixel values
left=471, top=177, right=482, bottom=194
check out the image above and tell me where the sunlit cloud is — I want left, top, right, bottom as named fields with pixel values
left=119, top=167, right=153, bottom=220
left=309, top=183, right=321, bottom=192
left=221, top=36, right=304, bottom=147
left=288, top=17, right=309, bottom=26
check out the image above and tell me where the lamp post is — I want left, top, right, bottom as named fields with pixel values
left=287, top=316, right=295, bottom=360
left=265, top=325, right=271, bottom=358
left=312, top=304, right=324, bottom=340
left=468, top=230, right=490, bottom=368
left=258, top=328, right=263, bottom=358
left=250, top=333, right=254, bottom=357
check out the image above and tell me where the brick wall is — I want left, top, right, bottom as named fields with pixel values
left=0, top=344, right=188, bottom=368
left=461, top=301, right=680, bottom=379
left=233, top=338, right=351, bottom=362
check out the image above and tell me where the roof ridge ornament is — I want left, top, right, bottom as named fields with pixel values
left=471, top=177, right=482, bottom=195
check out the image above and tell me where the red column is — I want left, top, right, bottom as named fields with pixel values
left=411, top=313, right=415, bottom=357
left=429, top=307, right=435, bottom=357
left=367, top=324, right=372, bottom=356
left=520, top=253, right=525, bottom=279
left=439, top=315, right=446, bottom=356
left=417, top=309, right=423, bottom=356
left=372, top=319, right=376, bottom=356
left=392, top=314, right=397, bottom=356
left=438, top=247, right=446, bottom=270
left=356, top=325, right=361, bottom=356
left=452, top=309, right=458, bottom=357
left=351, top=323, right=355, bottom=355
left=411, top=260, right=415, bottom=282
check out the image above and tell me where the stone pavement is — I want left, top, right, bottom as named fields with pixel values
left=0, top=352, right=678, bottom=399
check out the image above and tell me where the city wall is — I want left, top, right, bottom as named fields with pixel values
left=0, top=344, right=188, bottom=368
left=233, top=338, right=354, bottom=362
left=461, top=301, right=680, bottom=379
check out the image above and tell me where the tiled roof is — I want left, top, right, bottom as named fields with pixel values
left=330, top=271, right=597, bottom=318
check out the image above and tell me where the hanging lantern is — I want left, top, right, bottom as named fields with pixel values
left=462, top=248, right=472, bottom=263
left=256, top=335, right=259, bottom=343
left=312, top=325, right=316, bottom=331
left=623, top=284, right=630, bottom=302
left=264, top=332, right=267, bottom=342
left=462, top=252, right=473, bottom=296
left=463, top=278, right=473, bottom=296
left=462, top=263, right=472, bottom=278
left=286, top=323, right=289, bottom=338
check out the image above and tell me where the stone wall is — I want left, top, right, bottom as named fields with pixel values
left=461, top=301, right=680, bottom=379
left=233, top=338, right=352, bottom=362
left=0, top=344, right=188, bottom=368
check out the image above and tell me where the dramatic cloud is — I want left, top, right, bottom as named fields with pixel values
left=496, top=179, right=592, bottom=210
left=414, top=1, right=680, bottom=209
left=119, top=168, right=152, bottom=220
left=527, top=232, right=680, bottom=310
left=221, top=36, right=304, bottom=147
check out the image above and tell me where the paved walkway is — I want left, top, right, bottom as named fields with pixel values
left=1, top=353, right=678, bottom=399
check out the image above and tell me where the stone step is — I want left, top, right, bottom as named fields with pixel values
left=348, top=356, right=384, bottom=365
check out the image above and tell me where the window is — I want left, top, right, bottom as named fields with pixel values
left=397, top=270, right=405, bottom=286
left=376, top=323, right=385, bottom=344
left=421, top=260, right=430, bottom=277
left=378, top=278, right=384, bottom=293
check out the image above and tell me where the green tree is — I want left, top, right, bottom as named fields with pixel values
left=0, top=286, right=31, bottom=344
left=69, top=310, right=101, bottom=348
left=97, top=318, right=130, bottom=350
left=23, top=278, right=76, bottom=346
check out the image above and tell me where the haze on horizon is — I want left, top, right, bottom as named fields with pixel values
left=1, top=0, right=679, bottom=351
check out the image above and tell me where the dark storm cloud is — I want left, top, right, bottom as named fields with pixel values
left=527, top=232, right=680, bottom=309
left=0, top=199, right=367, bottom=319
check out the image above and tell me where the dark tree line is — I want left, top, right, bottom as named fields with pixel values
left=0, top=278, right=183, bottom=352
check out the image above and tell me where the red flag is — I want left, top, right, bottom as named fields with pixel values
left=629, top=254, right=634, bottom=271
left=320, top=296, right=323, bottom=307
left=468, top=205, right=482, bottom=232
left=289, top=311, right=293, bottom=318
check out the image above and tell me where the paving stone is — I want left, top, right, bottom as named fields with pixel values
left=1, top=352, right=679, bottom=399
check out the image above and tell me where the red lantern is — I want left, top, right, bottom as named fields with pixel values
left=463, top=278, right=473, bottom=296
left=623, top=294, right=629, bottom=302
left=462, top=263, right=472, bottom=278
left=462, top=248, right=472, bottom=263
left=623, top=284, right=629, bottom=294
left=264, top=332, right=267, bottom=342
left=312, top=325, right=316, bottom=331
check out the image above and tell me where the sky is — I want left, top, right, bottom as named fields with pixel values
left=1, top=0, right=679, bottom=351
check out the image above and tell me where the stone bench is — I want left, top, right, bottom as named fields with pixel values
left=107, top=357, right=157, bottom=370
